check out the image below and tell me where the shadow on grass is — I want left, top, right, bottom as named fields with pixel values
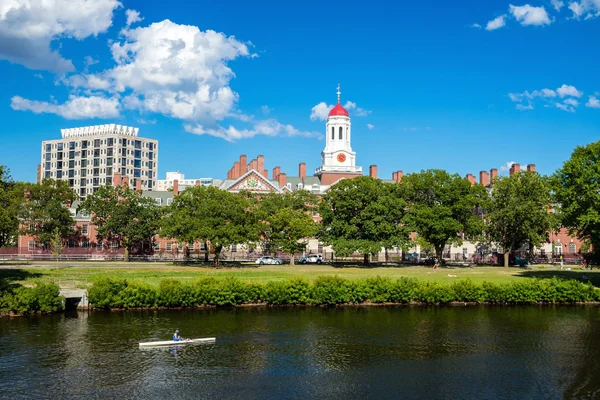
left=517, top=270, right=600, bottom=287
left=0, top=269, right=43, bottom=288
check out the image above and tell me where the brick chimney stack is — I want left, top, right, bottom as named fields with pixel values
left=233, top=162, right=240, bottom=179
left=278, top=173, right=287, bottom=188
left=299, top=162, right=306, bottom=182
left=273, top=166, right=281, bottom=181
left=369, top=165, right=378, bottom=179
left=195, top=180, right=200, bottom=187
left=257, top=155, right=265, bottom=175
left=122, top=176, right=129, bottom=188
left=135, top=179, right=141, bottom=191
left=490, top=168, right=498, bottom=185
left=113, top=173, right=122, bottom=187
left=466, top=174, right=476, bottom=186
left=527, top=164, right=536, bottom=173
left=509, top=163, right=520, bottom=176
left=239, top=155, right=247, bottom=176
left=480, top=171, right=490, bottom=187
left=392, top=172, right=398, bottom=181
left=396, top=171, right=403, bottom=183
left=173, top=179, right=179, bottom=196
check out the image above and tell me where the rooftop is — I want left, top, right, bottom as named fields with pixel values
left=61, top=124, right=139, bottom=139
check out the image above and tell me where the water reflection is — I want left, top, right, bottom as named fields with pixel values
left=2, top=306, right=600, bottom=399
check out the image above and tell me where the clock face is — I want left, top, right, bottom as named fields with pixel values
left=337, top=153, right=346, bottom=163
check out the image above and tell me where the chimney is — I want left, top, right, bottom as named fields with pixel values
left=239, top=155, right=247, bottom=176
left=122, top=176, right=129, bottom=188
left=261, top=170, right=269, bottom=179
left=114, top=173, right=122, bottom=187
left=527, top=164, right=536, bottom=173
left=490, top=168, right=498, bottom=185
left=299, top=162, right=306, bottom=181
left=392, top=172, right=398, bottom=181
left=466, top=174, right=476, bottom=186
left=135, top=179, right=141, bottom=191
left=257, top=155, right=265, bottom=174
left=278, top=172, right=287, bottom=188
left=396, top=171, right=403, bottom=183
left=369, top=165, right=378, bottom=179
left=509, top=163, right=520, bottom=176
left=173, top=179, right=179, bottom=196
left=250, top=159, right=257, bottom=171
left=233, top=162, right=240, bottom=179
left=480, top=171, right=490, bottom=187
left=273, top=166, right=281, bottom=181
left=195, top=180, right=200, bottom=187
left=227, top=169, right=232, bottom=179
left=37, top=164, right=42, bottom=183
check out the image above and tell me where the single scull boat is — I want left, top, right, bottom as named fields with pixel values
left=139, top=337, right=216, bottom=347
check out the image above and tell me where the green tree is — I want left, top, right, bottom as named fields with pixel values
left=319, top=176, right=409, bottom=264
left=487, top=171, right=553, bottom=267
left=255, top=191, right=318, bottom=265
left=400, top=170, right=489, bottom=266
left=162, top=186, right=259, bottom=266
left=0, top=166, right=24, bottom=248
left=19, top=179, right=77, bottom=246
left=78, top=185, right=162, bottom=262
left=49, top=228, right=65, bottom=261
left=552, top=140, right=600, bottom=265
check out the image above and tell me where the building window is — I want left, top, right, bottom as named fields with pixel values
left=199, top=242, right=206, bottom=251
left=68, top=240, right=75, bottom=248
left=339, top=126, right=343, bottom=140
left=111, top=241, right=119, bottom=249
left=317, top=243, right=324, bottom=254
left=331, top=126, right=334, bottom=140
left=155, top=198, right=162, bottom=206
left=28, top=241, right=36, bottom=251
left=167, top=198, right=173, bottom=206
left=568, top=243, right=576, bottom=253
left=82, top=225, right=88, bottom=235
left=153, top=242, right=160, bottom=251
left=97, top=241, right=103, bottom=249
left=231, top=244, right=237, bottom=252
left=82, top=241, right=89, bottom=248
left=166, top=242, right=172, bottom=251
left=177, top=243, right=183, bottom=251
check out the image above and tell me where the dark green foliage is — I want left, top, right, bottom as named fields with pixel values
left=85, top=276, right=600, bottom=309
left=0, top=283, right=64, bottom=314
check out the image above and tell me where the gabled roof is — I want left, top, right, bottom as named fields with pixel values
left=222, top=169, right=283, bottom=193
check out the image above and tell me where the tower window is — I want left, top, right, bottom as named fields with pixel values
left=331, top=127, right=334, bottom=140
left=339, top=127, right=343, bottom=140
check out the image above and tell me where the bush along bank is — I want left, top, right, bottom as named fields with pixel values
left=88, top=276, right=600, bottom=309
left=0, top=283, right=64, bottom=315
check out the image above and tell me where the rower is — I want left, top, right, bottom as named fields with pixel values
left=173, top=329, right=183, bottom=341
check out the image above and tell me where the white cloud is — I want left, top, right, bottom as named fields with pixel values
left=555, top=102, right=576, bottom=112
left=367, top=124, right=374, bottom=130
left=310, top=100, right=370, bottom=121
left=509, top=4, right=552, bottom=26
left=0, top=0, right=121, bottom=73
left=261, top=105, right=272, bottom=115
left=551, top=0, right=565, bottom=10
left=516, top=103, right=534, bottom=110
left=557, top=84, right=583, bottom=97
left=564, top=98, right=580, bottom=107
left=125, top=9, right=142, bottom=27
left=568, top=0, right=600, bottom=19
left=10, top=95, right=120, bottom=119
left=470, top=23, right=482, bottom=29
left=486, top=15, right=507, bottom=30
left=185, top=119, right=321, bottom=142
left=84, top=56, right=99, bottom=67
left=586, top=96, right=600, bottom=108
left=137, top=118, right=156, bottom=124
left=34, top=73, right=43, bottom=79
left=499, top=161, right=517, bottom=172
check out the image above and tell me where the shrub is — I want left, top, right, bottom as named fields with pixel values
left=34, top=283, right=64, bottom=313
left=119, top=282, right=157, bottom=308
left=88, top=279, right=128, bottom=309
left=0, top=283, right=63, bottom=314
left=388, top=278, right=419, bottom=303
left=157, top=279, right=193, bottom=307
left=312, top=276, right=350, bottom=305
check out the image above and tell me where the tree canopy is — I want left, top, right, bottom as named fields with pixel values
left=162, top=186, right=259, bottom=265
left=487, top=171, right=554, bottom=267
left=399, top=170, right=489, bottom=264
left=553, top=140, right=600, bottom=264
left=78, top=184, right=162, bottom=261
left=319, top=176, right=409, bottom=263
left=0, top=166, right=24, bottom=248
left=19, top=179, right=77, bottom=245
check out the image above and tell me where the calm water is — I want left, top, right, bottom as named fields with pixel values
left=2, top=306, right=600, bottom=399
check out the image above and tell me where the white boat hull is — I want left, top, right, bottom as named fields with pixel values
left=139, top=337, right=216, bottom=347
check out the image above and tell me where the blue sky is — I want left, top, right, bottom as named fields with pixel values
left=0, top=0, right=599, bottom=182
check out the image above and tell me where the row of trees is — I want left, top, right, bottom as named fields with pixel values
left=1, top=140, right=599, bottom=266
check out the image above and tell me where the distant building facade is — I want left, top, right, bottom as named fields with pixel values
left=39, top=124, right=158, bottom=198
left=156, top=171, right=220, bottom=192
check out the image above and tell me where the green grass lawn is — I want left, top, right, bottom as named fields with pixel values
left=1, top=261, right=597, bottom=289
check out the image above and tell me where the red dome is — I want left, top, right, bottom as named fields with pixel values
left=329, top=102, right=349, bottom=117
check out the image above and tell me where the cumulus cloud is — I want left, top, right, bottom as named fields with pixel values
left=310, top=100, right=370, bottom=121
left=509, top=84, right=583, bottom=111
left=587, top=96, right=600, bottom=108
left=568, top=0, right=600, bottom=19
left=125, top=9, right=142, bottom=27
left=470, top=23, right=482, bottom=29
left=551, top=0, right=565, bottom=11
left=184, top=119, right=321, bottom=142
left=557, top=84, right=583, bottom=98
left=10, top=95, right=120, bottom=119
left=367, top=124, right=374, bottom=130
left=486, top=15, right=507, bottom=30
left=0, top=0, right=121, bottom=73
left=509, top=4, right=552, bottom=26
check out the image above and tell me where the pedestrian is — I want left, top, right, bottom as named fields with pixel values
left=433, top=257, right=439, bottom=270
left=560, top=254, right=564, bottom=270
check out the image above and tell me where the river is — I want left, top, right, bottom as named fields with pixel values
left=1, top=306, right=600, bottom=399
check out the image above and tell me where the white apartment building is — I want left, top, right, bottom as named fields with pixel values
left=40, top=124, right=158, bottom=198
left=156, top=171, right=220, bottom=192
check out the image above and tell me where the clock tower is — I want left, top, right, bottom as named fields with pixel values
left=315, top=85, right=362, bottom=185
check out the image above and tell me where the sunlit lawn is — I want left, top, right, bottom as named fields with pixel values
left=1, top=261, right=597, bottom=289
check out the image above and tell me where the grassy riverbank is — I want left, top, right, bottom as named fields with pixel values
left=0, top=261, right=597, bottom=288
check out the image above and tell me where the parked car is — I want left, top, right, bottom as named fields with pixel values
left=404, top=253, right=419, bottom=261
left=255, top=256, right=283, bottom=265
left=299, top=254, right=323, bottom=264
